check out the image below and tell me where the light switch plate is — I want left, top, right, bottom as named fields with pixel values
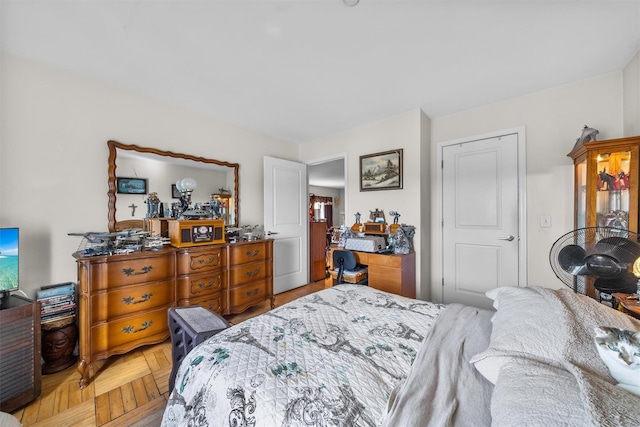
left=541, top=215, right=551, bottom=228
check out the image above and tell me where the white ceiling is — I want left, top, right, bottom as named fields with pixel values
left=2, top=0, right=640, bottom=145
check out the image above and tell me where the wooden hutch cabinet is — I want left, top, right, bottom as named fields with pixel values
left=74, top=239, right=273, bottom=388
left=567, top=135, right=640, bottom=297
left=310, top=222, right=328, bottom=282
left=568, top=136, right=640, bottom=232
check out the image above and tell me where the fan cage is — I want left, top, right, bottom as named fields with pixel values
left=549, top=226, right=640, bottom=300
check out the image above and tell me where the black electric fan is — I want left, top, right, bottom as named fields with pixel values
left=549, top=227, right=640, bottom=296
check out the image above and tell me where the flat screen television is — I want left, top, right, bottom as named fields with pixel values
left=0, top=227, right=19, bottom=307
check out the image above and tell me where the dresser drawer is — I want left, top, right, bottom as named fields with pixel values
left=90, top=279, right=175, bottom=323
left=367, top=273, right=402, bottom=295
left=88, top=253, right=175, bottom=291
left=367, top=253, right=403, bottom=268
left=178, top=292, right=224, bottom=314
left=228, top=280, right=267, bottom=310
left=229, top=261, right=270, bottom=287
left=90, top=306, right=171, bottom=354
left=229, top=242, right=269, bottom=265
left=177, top=247, right=225, bottom=275
left=177, top=271, right=225, bottom=299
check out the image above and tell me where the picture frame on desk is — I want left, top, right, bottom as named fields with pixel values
left=359, top=149, right=403, bottom=191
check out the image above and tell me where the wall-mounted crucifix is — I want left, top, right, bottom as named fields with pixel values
left=128, top=203, right=138, bottom=217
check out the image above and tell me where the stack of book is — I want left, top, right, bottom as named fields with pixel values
left=37, top=282, right=76, bottom=325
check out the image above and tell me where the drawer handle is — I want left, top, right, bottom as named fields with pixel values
left=245, top=288, right=259, bottom=296
left=122, top=293, right=152, bottom=305
left=197, top=280, right=215, bottom=289
left=246, top=249, right=260, bottom=257
left=197, top=256, right=217, bottom=265
left=245, top=268, right=260, bottom=277
left=122, top=320, right=153, bottom=334
left=122, top=266, right=153, bottom=276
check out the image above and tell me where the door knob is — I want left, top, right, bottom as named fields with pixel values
left=498, top=235, right=515, bottom=241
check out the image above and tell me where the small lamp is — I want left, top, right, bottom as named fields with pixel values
left=632, top=257, right=640, bottom=297
left=176, top=177, right=197, bottom=197
left=176, top=178, right=197, bottom=218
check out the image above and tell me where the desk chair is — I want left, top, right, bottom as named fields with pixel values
left=332, top=250, right=368, bottom=285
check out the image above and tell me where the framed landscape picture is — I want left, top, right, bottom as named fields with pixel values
left=359, top=149, right=403, bottom=191
left=116, top=177, right=148, bottom=194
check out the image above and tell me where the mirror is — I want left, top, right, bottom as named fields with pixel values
left=107, top=140, right=239, bottom=231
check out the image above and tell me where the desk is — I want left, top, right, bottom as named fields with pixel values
left=612, top=293, right=640, bottom=320
left=329, top=247, right=415, bottom=298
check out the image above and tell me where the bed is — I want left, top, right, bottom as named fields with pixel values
left=161, top=284, right=640, bottom=426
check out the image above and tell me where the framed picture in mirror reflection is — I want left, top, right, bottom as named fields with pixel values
left=116, top=177, right=148, bottom=195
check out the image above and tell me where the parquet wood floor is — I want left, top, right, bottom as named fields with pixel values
left=9, top=280, right=329, bottom=426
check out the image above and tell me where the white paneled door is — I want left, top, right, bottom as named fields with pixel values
left=264, top=156, right=308, bottom=294
left=441, top=132, right=522, bottom=309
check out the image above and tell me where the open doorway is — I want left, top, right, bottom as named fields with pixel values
left=307, top=155, right=347, bottom=282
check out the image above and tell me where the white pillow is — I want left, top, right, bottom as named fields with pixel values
left=491, top=357, right=590, bottom=426
left=470, top=286, right=566, bottom=383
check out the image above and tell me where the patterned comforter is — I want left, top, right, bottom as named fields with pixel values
left=161, top=284, right=445, bottom=427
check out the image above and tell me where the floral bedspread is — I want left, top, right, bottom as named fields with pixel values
left=161, top=284, right=445, bottom=427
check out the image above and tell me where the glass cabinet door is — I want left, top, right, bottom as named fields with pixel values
left=576, top=159, right=587, bottom=229
left=594, top=150, right=631, bottom=231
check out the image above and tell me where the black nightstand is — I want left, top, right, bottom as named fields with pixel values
left=167, top=306, right=230, bottom=393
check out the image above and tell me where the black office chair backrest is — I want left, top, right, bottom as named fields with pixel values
left=333, top=250, right=357, bottom=270
left=333, top=250, right=358, bottom=284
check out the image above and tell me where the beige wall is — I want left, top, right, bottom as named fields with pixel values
left=623, top=50, right=640, bottom=136
left=430, top=72, right=624, bottom=301
left=419, top=110, right=432, bottom=300
left=0, top=53, right=297, bottom=298
left=299, top=109, right=429, bottom=297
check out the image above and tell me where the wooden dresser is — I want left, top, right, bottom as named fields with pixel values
left=75, top=248, right=176, bottom=388
left=74, top=239, right=273, bottom=388
left=176, top=245, right=226, bottom=313
left=227, top=240, right=273, bottom=314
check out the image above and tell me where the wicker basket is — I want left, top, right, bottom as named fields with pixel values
left=330, top=268, right=367, bottom=284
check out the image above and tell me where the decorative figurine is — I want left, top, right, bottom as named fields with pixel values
left=369, top=209, right=385, bottom=223
left=619, top=171, right=630, bottom=190
left=598, top=168, right=619, bottom=191
left=573, top=125, right=599, bottom=148
left=145, top=192, right=161, bottom=218
left=392, top=228, right=410, bottom=254
left=389, top=210, right=401, bottom=224
left=401, top=224, right=416, bottom=251
left=209, top=196, right=222, bottom=219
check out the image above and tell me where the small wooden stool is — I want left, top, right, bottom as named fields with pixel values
left=168, top=306, right=230, bottom=393
left=41, top=316, right=78, bottom=375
